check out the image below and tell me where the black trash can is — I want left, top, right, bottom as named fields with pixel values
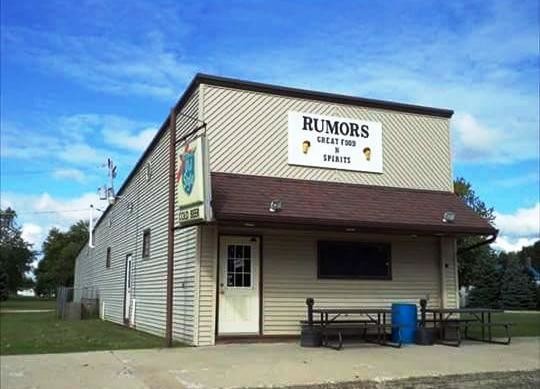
left=300, top=325, right=322, bottom=347
left=415, top=327, right=435, bottom=345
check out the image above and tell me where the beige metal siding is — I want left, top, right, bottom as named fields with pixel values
left=196, top=228, right=456, bottom=341
left=197, top=224, right=218, bottom=345
left=74, top=87, right=201, bottom=343
left=202, top=85, right=452, bottom=192
left=262, top=230, right=442, bottom=335
left=172, top=226, right=198, bottom=343
left=440, top=237, right=459, bottom=309
left=171, top=87, right=202, bottom=344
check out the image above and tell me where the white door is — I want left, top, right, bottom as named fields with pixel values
left=124, top=254, right=133, bottom=323
left=218, top=236, right=260, bottom=335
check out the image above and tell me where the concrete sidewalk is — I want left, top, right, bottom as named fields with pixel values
left=1, top=337, right=539, bottom=388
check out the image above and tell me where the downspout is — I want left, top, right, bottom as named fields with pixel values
left=457, top=231, right=499, bottom=254
left=165, top=107, right=177, bottom=347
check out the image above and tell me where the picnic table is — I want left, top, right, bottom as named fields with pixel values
left=421, top=307, right=512, bottom=346
left=304, top=298, right=402, bottom=349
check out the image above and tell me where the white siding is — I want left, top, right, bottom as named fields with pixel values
left=202, top=85, right=453, bottom=192
left=73, top=87, right=201, bottom=344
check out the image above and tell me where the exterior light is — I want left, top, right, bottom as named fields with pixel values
left=345, top=228, right=356, bottom=232
left=269, top=200, right=282, bottom=213
left=442, top=211, right=456, bottom=223
left=244, top=223, right=255, bottom=227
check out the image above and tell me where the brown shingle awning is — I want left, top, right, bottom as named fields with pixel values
left=211, top=173, right=497, bottom=236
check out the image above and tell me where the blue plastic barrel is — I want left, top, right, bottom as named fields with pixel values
left=391, top=303, right=417, bottom=344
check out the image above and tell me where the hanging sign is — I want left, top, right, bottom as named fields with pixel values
left=175, top=135, right=212, bottom=226
left=288, top=111, right=383, bottom=173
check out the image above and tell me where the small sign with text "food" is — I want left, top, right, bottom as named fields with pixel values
left=176, top=135, right=212, bottom=226
left=288, top=111, right=383, bottom=173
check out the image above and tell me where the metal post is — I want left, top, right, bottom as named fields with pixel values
left=306, top=297, right=314, bottom=327
left=165, top=107, right=176, bottom=347
left=420, top=299, right=427, bottom=327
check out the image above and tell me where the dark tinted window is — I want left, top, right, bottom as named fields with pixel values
left=318, top=241, right=391, bottom=279
left=142, top=229, right=151, bottom=258
left=106, top=247, right=111, bottom=268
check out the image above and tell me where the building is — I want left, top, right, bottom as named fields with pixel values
left=74, top=74, right=497, bottom=346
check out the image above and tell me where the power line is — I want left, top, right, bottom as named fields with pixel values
left=2, top=209, right=90, bottom=215
left=1, top=167, right=103, bottom=176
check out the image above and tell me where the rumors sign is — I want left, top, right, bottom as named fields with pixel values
left=287, top=111, right=383, bottom=173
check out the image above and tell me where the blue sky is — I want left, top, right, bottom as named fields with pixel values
left=1, top=0, right=539, bottom=254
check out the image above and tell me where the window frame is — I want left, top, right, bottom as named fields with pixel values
left=225, top=244, right=253, bottom=289
left=106, top=247, right=111, bottom=269
left=142, top=229, right=151, bottom=259
left=317, top=240, right=392, bottom=280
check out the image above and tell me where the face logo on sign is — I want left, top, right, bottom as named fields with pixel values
left=302, top=140, right=311, bottom=154
left=175, top=143, right=196, bottom=195
left=363, top=147, right=371, bottom=161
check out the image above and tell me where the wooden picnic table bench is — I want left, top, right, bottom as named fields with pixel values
left=303, top=298, right=402, bottom=350
left=421, top=306, right=512, bottom=346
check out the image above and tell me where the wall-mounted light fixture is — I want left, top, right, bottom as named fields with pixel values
left=442, top=211, right=456, bottom=223
left=269, top=199, right=282, bottom=213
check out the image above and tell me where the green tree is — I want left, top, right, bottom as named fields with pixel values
left=467, top=255, right=501, bottom=308
left=35, top=220, right=88, bottom=294
left=516, top=241, right=540, bottom=269
left=499, top=253, right=536, bottom=309
left=454, top=178, right=497, bottom=288
left=0, top=267, right=9, bottom=301
left=0, top=208, right=35, bottom=293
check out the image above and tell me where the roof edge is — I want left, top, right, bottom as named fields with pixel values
left=194, top=73, right=454, bottom=118
left=91, top=76, right=201, bottom=233
left=214, top=214, right=498, bottom=236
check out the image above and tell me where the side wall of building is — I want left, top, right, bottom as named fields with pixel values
left=73, top=88, right=202, bottom=344
left=201, top=84, right=453, bottom=192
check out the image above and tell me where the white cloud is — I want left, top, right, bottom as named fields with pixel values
left=492, top=236, right=539, bottom=253
left=2, top=26, right=197, bottom=99
left=1, top=192, right=109, bottom=250
left=53, top=168, right=86, bottom=183
left=453, top=113, right=499, bottom=159
left=21, top=223, right=44, bottom=247
left=101, top=126, right=158, bottom=152
left=58, top=143, right=106, bottom=165
left=494, top=203, right=540, bottom=238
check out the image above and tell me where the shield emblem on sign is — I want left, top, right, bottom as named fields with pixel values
left=182, top=150, right=195, bottom=195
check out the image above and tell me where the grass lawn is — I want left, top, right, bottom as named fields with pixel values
left=0, top=296, right=56, bottom=311
left=0, top=298, right=176, bottom=355
left=462, top=312, right=540, bottom=338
